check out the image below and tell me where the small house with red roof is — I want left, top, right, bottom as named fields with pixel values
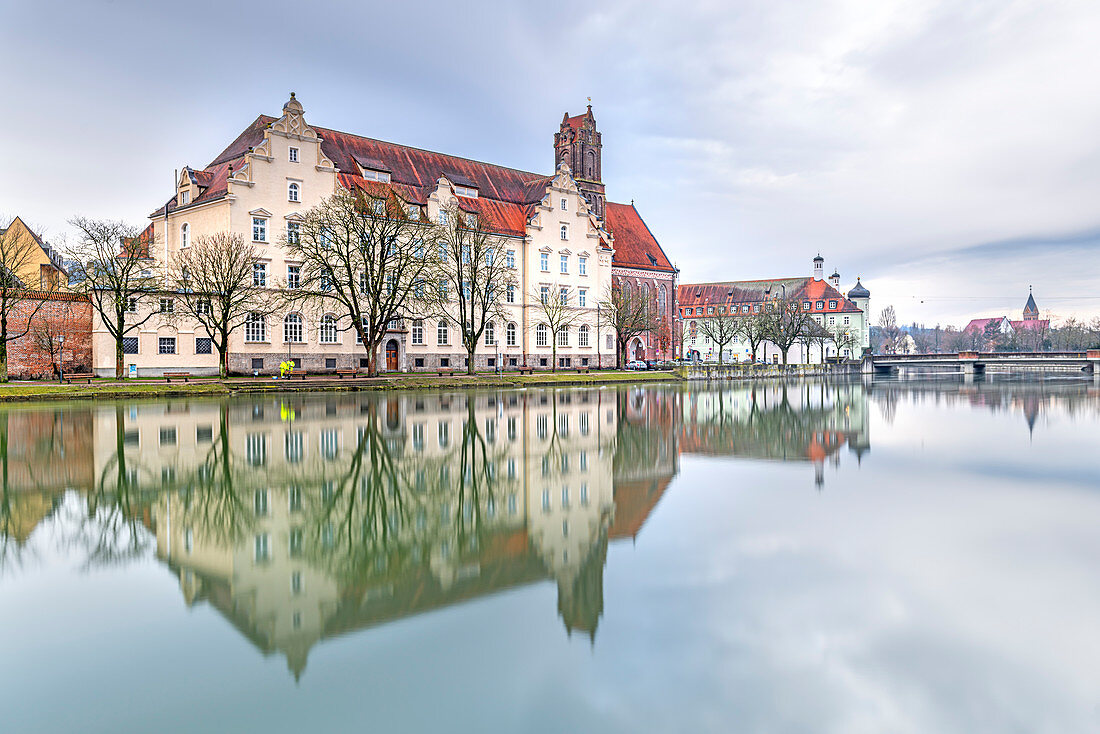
left=962, top=290, right=1050, bottom=350
left=678, top=254, right=871, bottom=363
left=94, top=94, right=673, bottom=375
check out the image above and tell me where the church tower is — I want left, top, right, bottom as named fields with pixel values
left=555, top=105, right=605, bottom=220
left=1023, top=287, right=1039, bottom=321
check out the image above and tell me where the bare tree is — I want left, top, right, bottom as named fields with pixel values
left=0, top=218, right=59, bottom=381
left=167, top=232, right=275, bottom=378
left=735, top=309, right=770, bottom=363
left=67, top=218, right=161, bottom=378
left=877, top=305, right=902, bottom=354
left=830, top=323, right=859, bottom=360
left=284, top=188, right=436, bottom=376
left=530, top=283, right=587, bottom=371
left=600, top=282, right=654, bottom=368
left=763, top=295, right=812, bottom=365
left=424, top=202, right=515, bottom=375
left=696, top=304, right=740, bottom=366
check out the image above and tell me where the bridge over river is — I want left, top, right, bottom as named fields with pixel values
left=863, top=350, right=1100, bottom=376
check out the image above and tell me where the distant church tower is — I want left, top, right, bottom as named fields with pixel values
left=1023, top=287, right=1039, bottom=321
left=555, top=105, right=605, bottom=220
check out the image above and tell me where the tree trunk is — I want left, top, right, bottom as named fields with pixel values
left=0, top=309, right=7, bottom=383
left=551, top=344, right=557, bottom=372
left=219, top=347, right=228, bottom=379
left=467, top=343, right=476, bottom=375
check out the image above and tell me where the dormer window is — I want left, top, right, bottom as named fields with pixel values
left=180, top=190, right=190, bottom=205
left=289, top=147, right=299, bottom=163
left=372, top=199, right=385, bottom=216
left=454, top=185, right=478, bottom=198
left=362, top=169, right=390, bottom=183
left=465, top=213, right=477, bottom=229
left=288, top=182, right=300, bottom=202
left=407, top=204, right=419, bottom=221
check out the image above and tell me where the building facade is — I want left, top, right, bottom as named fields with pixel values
left=678, top=255, right=871, bottom=364
left=93, top=95, right=669, bottom=376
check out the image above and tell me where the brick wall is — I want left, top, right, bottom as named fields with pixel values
left=5, top=292, right=92, bottom=379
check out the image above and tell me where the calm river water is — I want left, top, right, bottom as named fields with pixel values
left=2, top=377, right=1100, bottom=733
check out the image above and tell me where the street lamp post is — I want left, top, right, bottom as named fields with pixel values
left=57, top=335, right=65, bottom=384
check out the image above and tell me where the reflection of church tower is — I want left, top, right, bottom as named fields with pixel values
left=558, top=529, right=608, bottom=642
left=554, top=105, right=605, bottom=221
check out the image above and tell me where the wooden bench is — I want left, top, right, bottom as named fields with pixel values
left=335, top=369, right=360, bottom=379
left=575, top=367, right=591, bottom=374
left=516, top=367, right=534, bottom=375
left=164, top=372, right=191, bottom=383
left=437, top=368, right=456, bottom=376
left=63, top=373, right=94, bottom=384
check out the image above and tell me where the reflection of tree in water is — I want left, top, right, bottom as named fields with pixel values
left=297, top=395, right=513, bottom=589
left=67, top=405, right=155, bottom=569
left=683, top=384, right=854, bottom=462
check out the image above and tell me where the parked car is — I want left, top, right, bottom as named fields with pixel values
left=644, top=359, right=658, bottom=370
left=624, top=360, right=647, bottom=370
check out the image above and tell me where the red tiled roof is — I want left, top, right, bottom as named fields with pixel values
left=606, top=202, right=674, bottom=272
left=1009, top=319, right=1050, bottom=331
left=678, top=277, right=863, bottom=314
left=963, top=317, right=1006, bottom=334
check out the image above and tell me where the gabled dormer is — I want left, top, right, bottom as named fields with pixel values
left=354, top=155, right=391, bottom=183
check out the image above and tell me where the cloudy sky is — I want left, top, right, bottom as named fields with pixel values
left=3, top=0, right=1099, bottom=326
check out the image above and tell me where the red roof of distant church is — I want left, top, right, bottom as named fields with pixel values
left=605, top=202, right=675, bottom=272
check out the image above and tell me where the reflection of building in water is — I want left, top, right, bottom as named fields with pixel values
left=85, top=389, right=667, bottom=678
left=678, top=382, right=870, bottom=488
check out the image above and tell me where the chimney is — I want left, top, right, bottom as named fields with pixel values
left=813, top=253, right=824, bottom=281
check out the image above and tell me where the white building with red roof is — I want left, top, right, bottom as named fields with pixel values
left=92, top=94, right=673, bottom=375
left=678, top=255, right=871, bottom=364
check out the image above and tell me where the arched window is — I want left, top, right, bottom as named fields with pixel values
left=437, top=320, right=448, bottom=345
left=245, top=313, right=266, bottom=342
left=560, top=224, right=568, bottom=241
left=284, top=313, right=303, bottom=343
left=180, top=223, right=189, bottom=248
left=506, top=322, right=517, bottom=347
left=535, top=323, right=549, bottom=347
left=319, top=315, right=337, bottom=344
left=586, top=150, right=596, bottom=179
left=288, top=182, right=300, bottom=202
left=658, top=285, right=667, bottom=313
left=578, top=324, right=590, bottom=347
left=622, top=281, right=632, bottom=299
left=485, top=321, right=495, bottom=346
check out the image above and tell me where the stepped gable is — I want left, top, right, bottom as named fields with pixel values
left=605, top=202, right=674, bottom=272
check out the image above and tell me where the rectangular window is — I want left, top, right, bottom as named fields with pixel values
left=252, top=262, right=267, bottom=287
left=540, top=253, right=549, bottom=272
left=578, top=289, right=586, bottom=307
left=252, top=217, right=267, bottom=242
left=506, top=250, right=515, bottom=268
left=557, top=327, right=568, bottom=347
left=289, top=146, right=299, bottom=163
left=506, top=284, right=515, bottom=303
left=560, top=197, right=567, bottom=211
left=122, top=337, right=138, bottom=354
left=159, top=298, right=174, bottom=314
left=578, top=256, right=587, bottom=276
left=286, top=265, right=300, bottom=289
left=559, top=287, right=569, bottom=305
left=560, top=254, right=568, bottom=274
left=254, top=534, right=270, bottom=563
left=159, top=427, right=177, bottom=446
left=158, top=337, right=176, bottom=354
left=195, top=337, right=212, bottom=354
left=816, top=301, right=824, bottom=310
left=286, top=221, right=300, bottom=245
left=578, top=326, right=589, bottom=347
left=411, top=320, right=424, bottom=345
left=196, top=425, right=213, bottom=443
left=843, top=316, right=851, bottom=325
left=829, top=300, right=838, bottom=309
left=437, top=321, right=448, bottom=345
left=803, top=300, right=812, bottom=310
